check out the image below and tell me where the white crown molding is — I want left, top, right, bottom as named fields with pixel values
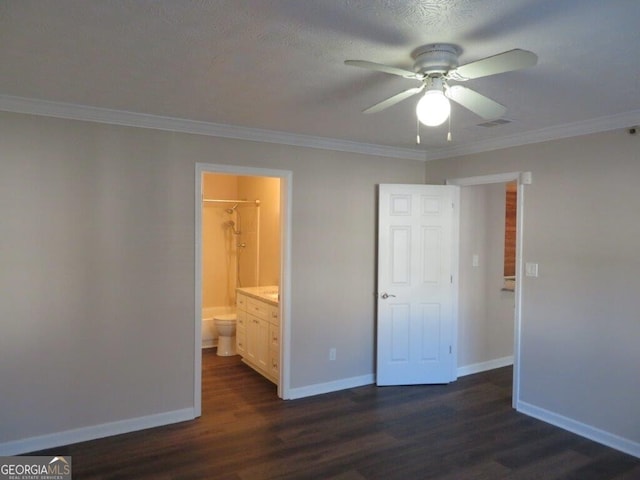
left=0, top=95, right=426, bottom=161
left=1, top=95, right=638, bottom=163
left=424, top=110, right=640, bottom=161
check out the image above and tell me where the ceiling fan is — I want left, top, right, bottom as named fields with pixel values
left=345, top=44, right=537, bottom=132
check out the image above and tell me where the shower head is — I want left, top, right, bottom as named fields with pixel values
left=225, top=204, right=238, bottom=214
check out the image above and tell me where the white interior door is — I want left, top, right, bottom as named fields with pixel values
left=377, top=184, right=459, bottom=386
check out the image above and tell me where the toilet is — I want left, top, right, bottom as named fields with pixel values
left=213, top=313, right=237, bottom=356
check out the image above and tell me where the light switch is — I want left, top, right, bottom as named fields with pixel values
left=525, top=262, right=538, bottom=277
left=472, top=254, right=479, bottom=267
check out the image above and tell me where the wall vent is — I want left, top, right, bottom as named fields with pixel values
left=477, top=118, right=512, bottom=127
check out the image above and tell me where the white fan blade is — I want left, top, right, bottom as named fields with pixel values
left=345, top=60, right=419, bottom=79
left=446, top=85, right=506, bottom=119
left=363, top=85, right=425, bottom=114
left=451, top=49, right=537, bottom=80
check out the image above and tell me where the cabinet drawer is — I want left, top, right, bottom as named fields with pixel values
left=269, top=323, right=279, bottom=349
left=236, top=309, right=246, bottom=327
left=269, top=305, right=279, bottom=326
left=237, top=294, right=248, bottom=311
left=236, top=325, right=246, bottom=355
left=247, top=298, right=269, bottom=320
left=269, top=348, right=279, bottom=380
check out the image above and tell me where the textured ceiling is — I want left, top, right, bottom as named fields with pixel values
left=1, top=0, right=639, bottom=156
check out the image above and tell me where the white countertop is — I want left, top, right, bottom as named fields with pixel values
left=237, top=286, right=279, bottom=306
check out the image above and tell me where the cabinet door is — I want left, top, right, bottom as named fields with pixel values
left=246, top=314, right=259, bottom=364
left=247, top=314, right=269, bottom=371
left=255, top=318, right=269, bottom=371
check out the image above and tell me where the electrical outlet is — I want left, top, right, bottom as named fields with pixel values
left=329, top=348, right=336, bottom=361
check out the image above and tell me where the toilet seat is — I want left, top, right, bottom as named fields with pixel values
left=213, top=313, right=236, bottom=325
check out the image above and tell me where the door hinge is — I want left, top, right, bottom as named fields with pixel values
left=449, top=345, right=452, bottom=354
left=450, top=275, right=453, bottom=284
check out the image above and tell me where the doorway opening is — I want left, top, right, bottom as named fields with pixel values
left=446, top=172, right=526, bottom=408
left=194, top=163, right=292, bottom=416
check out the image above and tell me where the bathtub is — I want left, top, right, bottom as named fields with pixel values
left=202, top=306, right=235, bottom=349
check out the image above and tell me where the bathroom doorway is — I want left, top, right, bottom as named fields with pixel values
left=447, top=172, right=526, bottom=407
left=194, top=163, right=292, bottom=415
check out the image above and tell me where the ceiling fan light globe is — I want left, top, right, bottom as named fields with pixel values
left=416, top=90, right=450, bottom=126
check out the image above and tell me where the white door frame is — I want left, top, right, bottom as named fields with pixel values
left=446, top=171, right=529, bottom=409
left=194, top=162, right=293, bottom=415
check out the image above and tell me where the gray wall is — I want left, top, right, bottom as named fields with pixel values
left=458, top=184, right=514, bottom=370
left=3, top=109, right=639, bottom=453
left=0, top=111, right=425, bottom=445
left=425, top=129, right=640, bottom=446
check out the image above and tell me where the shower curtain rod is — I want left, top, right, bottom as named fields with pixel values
left=202, top=198, right=261, bottom=205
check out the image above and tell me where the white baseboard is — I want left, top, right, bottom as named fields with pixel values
left=0, top=407, right=195, bottom=456
left=285, top=357, right=515, bottom=400
left=286, top=374, right=375, bottom=400
left=517, top=400, right=640, bottom=459
left=457, top=355, right=514, bottom=377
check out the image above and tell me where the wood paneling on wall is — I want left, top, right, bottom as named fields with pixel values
left=504, top=181, right=517, bottom=277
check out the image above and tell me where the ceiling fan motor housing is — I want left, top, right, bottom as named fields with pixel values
left=412, top=43, right=461, bottom=76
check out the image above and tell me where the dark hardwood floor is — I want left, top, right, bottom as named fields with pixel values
left=32, top=349, right=639, bottom=479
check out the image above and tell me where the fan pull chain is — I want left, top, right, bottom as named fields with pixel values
left=447, top=109, right=452, bottom=142
left=416, top=116, right=421, bottom=144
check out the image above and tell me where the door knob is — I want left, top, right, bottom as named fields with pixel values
left=380, top=293, right=396, bottom=299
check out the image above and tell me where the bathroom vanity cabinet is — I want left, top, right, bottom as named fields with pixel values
left=236, top=288, right=279, bottom=384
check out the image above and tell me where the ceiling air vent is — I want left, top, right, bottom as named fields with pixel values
left=477, top=118, right=512, bottom=127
